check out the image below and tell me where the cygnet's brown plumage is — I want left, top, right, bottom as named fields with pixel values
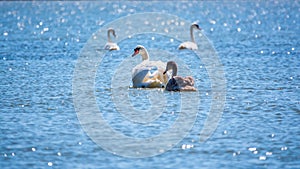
left=163, top=61, right=197, bottom=91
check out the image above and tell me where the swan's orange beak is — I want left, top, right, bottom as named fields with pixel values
left=132, top=49, right=139, bottom=57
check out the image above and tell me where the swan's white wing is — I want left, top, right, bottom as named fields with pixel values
left=178, top=41, right=198, bottom=50
left=132, top=60, right=170, bottom=88
left=132, top=70, right=149, bottom=87
left=132, top=61, right=165, bottom=78
left=104, top=42, right=120, bottom=50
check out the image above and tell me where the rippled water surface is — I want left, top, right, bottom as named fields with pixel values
left=1, top=1, right=299, bottom=169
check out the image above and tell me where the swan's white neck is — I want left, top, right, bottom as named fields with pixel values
left=140, top=48, right=149, bottom=61
left=190, top=25, right=196, bottom=43
left=107, top=29, right=115, bottom=43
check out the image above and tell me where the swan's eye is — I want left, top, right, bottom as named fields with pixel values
left=194, top=24, right=201, bottom=30
left=134, top=47, right=141, bottom=52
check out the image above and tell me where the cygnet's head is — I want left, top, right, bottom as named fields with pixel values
left=163, top=61, right=178, bottom=77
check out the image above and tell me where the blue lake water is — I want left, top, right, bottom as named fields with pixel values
left=0, top=1, right=299, bottom=168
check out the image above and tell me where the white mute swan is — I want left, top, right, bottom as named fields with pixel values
left=131, top=45, right=170, bottom=88
left=163, top=61, right=197, bottom=91
left=178, top=23, right=201, bottom=50
left=104, top=28, right=120, bottom=51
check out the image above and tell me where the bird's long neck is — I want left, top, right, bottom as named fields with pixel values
left=171, top=63, right=178, bottom=77
left=190, top=25, right=195, bottom=43
left=107, top=29, right=114, bottom=42
left=140, top=49, right=149, bottom=61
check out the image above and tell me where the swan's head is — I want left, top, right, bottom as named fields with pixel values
left=107, top=28, right=116, bottom=37
left=192, top=23, right=201, bottom=30
left=132, top=45, right=146, bottom=57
